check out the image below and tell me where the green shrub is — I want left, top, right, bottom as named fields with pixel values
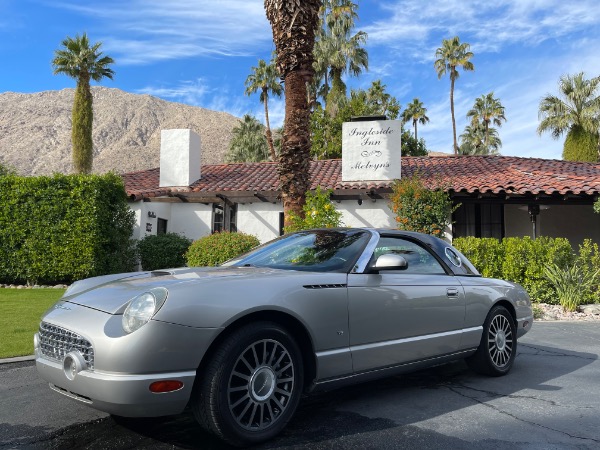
left=576, top=239, right=600, bottom=303
left=502, top=237, right=573, bottom=303
left=137, top=233, right=192, bottom=271
left=544, top=262, right=599, bottom=312
left=453, top=236, right=575, bottom=304
left=452, top=237, right=504, bottom=279
left=285, top=187, right=343, bottom=233
left=185, top=232, right=260, bottom=267
left=0, top=173, right=135, bottom=284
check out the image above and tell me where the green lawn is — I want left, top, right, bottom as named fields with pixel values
left=0, top=288, right=65, bottom=358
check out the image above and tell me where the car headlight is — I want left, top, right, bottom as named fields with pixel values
left=122, top=288, right=168, bottom=334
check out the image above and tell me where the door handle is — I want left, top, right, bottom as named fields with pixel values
left=446, top=288, right=459, bottom=298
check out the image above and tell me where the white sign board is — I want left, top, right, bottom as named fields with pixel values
left=341, top=120, right=402, bottom=182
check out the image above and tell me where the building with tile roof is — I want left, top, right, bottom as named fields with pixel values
left=122, top=129, right=600, bottom=246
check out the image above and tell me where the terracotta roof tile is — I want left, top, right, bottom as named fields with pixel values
left=122, top=155, right=600, bottom=201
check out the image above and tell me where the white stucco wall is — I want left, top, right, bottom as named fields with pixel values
left=338, top=200, right=395, bottom=228
left=504, top=204, right=600, bottom=246
left=130, top=200, right=599, bottom=249
left=168, top=203, right=212, bottom=241
left=237, top=203, right=283, bottom=243
left=159, top=129, right=201, bottom=187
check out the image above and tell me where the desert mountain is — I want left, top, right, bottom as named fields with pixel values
left=0, top=87, right=240, bottom=176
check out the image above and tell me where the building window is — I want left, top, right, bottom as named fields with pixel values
left=279, top=212, right=285, bottom=236
left=157, top=218, right=168, bottom=235
left=212, top=203, right=237, bottom=233
left=228, top=204, right=238, bottom=232
left=453, top=203, right=503, bottom=240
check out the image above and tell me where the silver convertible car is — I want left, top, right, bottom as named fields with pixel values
left=35, top=228, right=532, bottom=446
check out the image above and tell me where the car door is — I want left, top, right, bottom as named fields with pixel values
left=348, top=235, right=466, bottom=373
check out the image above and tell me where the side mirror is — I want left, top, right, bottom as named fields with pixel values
left=370, top=254, right=408, bottom=272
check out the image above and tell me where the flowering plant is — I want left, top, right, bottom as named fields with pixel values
left=389, top=173, right=458, bottom=238
left=285, top=186, right=343, bottom=233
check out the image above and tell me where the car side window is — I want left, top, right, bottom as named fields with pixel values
left=372, top=237, right=446, bottom=275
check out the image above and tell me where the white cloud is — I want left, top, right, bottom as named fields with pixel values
left=360, top=0, right=600, bottom=159
left=136, top=78, right=210, bottom=105
left=366, top=0, right=600, bottom=52
left=46, top=0, right=271, bottom=65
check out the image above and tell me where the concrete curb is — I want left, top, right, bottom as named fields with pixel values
left=0, top=355, right=35, bottom=364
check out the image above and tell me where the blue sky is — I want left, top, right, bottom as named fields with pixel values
left=1, top=0, right=599, bottom=159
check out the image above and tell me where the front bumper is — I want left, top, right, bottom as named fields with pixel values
left=516, top=314, right=533, bottom=338
left=34, top=301, right=222, bottom=417
left=35, top=353, right=196, bottom=417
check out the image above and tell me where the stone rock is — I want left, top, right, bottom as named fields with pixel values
left=579, top=304, right=600, bottom=315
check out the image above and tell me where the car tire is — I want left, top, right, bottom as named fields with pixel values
left=192, top=321, right=304, bottom=447
left=466, top=305, right=517, bottom=377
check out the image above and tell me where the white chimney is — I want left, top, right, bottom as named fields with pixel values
left=159, top=129, right=201, bottom=187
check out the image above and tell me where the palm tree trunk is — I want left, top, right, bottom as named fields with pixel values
left=484, top=119, right=489, bottom=152
left=322, top=71, right=329, bottom=104
left=450, top=76, right=457, bottom=155
left=326, top=68, right=345, bottom=117
left=72, top=77, right=94, bottom=174
left=280, top=71, right=311, bottom=227
left=264, top=0, right=320, bottom=228
left=263, top=88, right=277, bottom=161
left=413, top=119, right=418, bottom=140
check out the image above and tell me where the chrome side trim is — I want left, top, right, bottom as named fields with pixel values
left=50, top=383, right=93, bottom=404
left=316, top=347, right=351, bottom=358
left=349, top=326, right=482, bottom=353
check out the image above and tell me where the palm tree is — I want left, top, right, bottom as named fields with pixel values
left=434, top=36, right=474, bottom=155
left=538, top=72, right=600, bottom=162
left=314, top=0, right=368, bottom=115
left=226, top=115, right=270, bottom=163
left=467, top=92, right=506, bottom=151
left=265, top=0, right=321, bottom=227
left=402, top=98, right=430, bottom=140
left=244, top=57, right=283, bottom=161
left=459, top=123, right=501, bottom=155
left=52, top=33, right=114, bottom=174
left=365, top=80, right=400, bottom=119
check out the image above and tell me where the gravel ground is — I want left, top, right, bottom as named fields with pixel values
left=534, top=302, right=600, bottom=321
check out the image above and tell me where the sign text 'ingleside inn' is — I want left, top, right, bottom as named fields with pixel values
left=341, top=119, right=402, bottom=182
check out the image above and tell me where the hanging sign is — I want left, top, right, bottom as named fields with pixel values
left=341, top=120, right=402, bottom=182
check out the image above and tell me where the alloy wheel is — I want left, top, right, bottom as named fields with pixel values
left=487, top=313, right=513, bottom=368
left=227, top=339, right=295, bottom=431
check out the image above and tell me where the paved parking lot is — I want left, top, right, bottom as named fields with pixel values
left=1, top=321, right=599, bottom=449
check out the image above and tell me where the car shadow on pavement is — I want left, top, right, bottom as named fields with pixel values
left=40, top=343, right=597, bottom=449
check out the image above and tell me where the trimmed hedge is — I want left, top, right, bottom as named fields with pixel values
left=137, top=233, right=192, bottom=271
left=0, top=173, right=136, bottom=284
left=454, top=236, right=600, bottom=304
left=185, top=232, right=260, bottom=267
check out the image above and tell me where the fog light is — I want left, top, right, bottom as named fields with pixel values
left=149, top=380, right=184, bottom=393
left=63, top=351, right=87, bottom=381
left=523, top=320, right=530, bottom=328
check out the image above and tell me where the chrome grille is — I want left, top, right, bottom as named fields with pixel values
left=39, top=322, right=94, bottom=370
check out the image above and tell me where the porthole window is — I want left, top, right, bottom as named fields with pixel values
left=445, top=247, right=462, bottom=267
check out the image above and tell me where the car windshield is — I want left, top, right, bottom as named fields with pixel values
left=222, top=229, right=371, bottom=273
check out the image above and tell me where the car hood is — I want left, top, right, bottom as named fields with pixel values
left=62, top=266, right=287, bottom=314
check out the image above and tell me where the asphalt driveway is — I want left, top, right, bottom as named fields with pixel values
left=1, top=321, right=598, bottom=449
